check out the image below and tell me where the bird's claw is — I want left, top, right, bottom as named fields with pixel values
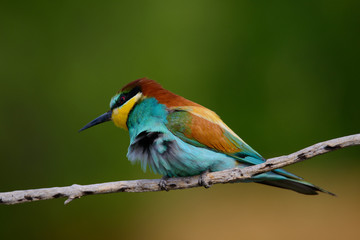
left=198, top=170, right=211, bottom=188
left=159, top=176, right=170, bottom=191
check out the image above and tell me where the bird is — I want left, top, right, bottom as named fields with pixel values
left=79, top=78, right=334, bottom=195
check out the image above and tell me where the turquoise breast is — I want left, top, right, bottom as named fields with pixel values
left=126, top=98, right=237, bottom=177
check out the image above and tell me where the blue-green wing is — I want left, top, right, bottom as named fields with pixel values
left=166, top=107, right=302, bottom=180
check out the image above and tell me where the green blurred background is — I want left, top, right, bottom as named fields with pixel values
left=1, top=1, right=359, bottom=239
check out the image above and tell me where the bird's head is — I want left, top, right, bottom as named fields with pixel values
left=79, top=79, right=147, bottom=132
left=79, top=77, right=197, bottom=132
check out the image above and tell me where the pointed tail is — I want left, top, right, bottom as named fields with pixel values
left=259, top=178, right=336, bottom=196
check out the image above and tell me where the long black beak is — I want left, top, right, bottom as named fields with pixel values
left=79, top=111, right=112, bottom=132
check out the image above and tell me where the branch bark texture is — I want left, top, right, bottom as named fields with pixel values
left=1, top=134, right=359, bottom=205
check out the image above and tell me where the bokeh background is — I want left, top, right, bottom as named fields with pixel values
left=1, top=1, right=359, bottom=239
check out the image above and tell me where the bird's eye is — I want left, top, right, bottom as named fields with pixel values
left=120, top=96, right=126, bottom=103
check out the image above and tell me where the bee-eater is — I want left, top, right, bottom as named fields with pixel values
left=80, top=78, right=333, bottom=195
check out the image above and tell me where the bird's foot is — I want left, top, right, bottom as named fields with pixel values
left=159, top=176, right=170, bottom=191
left=198, top=170, right=211, bottom=188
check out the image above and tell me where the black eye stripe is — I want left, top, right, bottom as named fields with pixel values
left=111, top=86, right=141, bottom=110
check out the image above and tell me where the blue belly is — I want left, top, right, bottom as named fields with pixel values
left=127, top=130, right=237, bottom=177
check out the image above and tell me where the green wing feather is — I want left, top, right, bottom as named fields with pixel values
left=166, top=107, right=302, bottom=180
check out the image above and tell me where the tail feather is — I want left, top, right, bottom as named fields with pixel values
left=259, top=179, right=336, bottom=196
left=233, top=156, right=335, bottom=196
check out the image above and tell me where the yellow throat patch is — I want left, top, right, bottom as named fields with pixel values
left=111, top=92, right=142, bottom=130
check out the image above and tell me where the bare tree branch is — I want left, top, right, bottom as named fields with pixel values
left=1, top=134, right=359, bottom=205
